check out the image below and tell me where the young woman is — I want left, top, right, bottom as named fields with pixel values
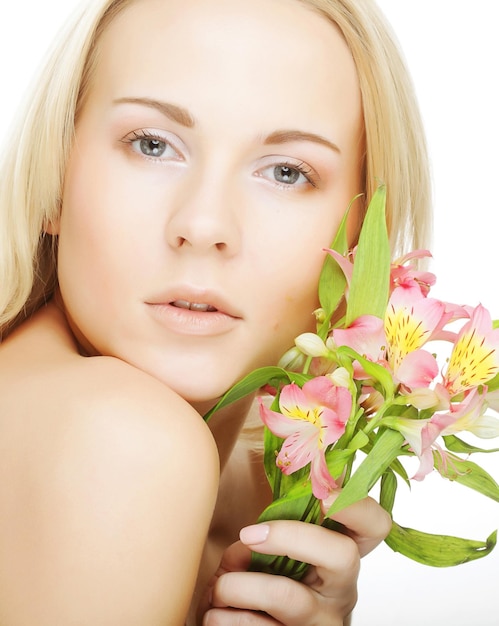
left=0, top=0, right=431, bottom=624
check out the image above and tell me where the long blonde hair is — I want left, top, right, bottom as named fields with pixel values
left=299, top=0, right=431, bottom=254
left=0, top=0, right=431, bottom=339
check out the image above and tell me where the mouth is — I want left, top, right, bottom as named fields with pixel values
left=171, top=299, right=218, bottom=313
left=145, top=291, right=241, bottom=336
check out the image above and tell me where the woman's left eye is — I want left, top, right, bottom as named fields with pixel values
left=257, top=161, right=318, bottom=189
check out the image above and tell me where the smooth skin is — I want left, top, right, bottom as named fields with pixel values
left=0, top=0, right=391, bottom=624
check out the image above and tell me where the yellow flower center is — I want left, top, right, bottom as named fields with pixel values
left=384, top=306, right=430, bottom=369
left=282, top=404, right=326, bottom=448
left=445, top=329, right=499, bottom=394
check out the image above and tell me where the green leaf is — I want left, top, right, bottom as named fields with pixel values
left=435, top=454, right=499, bottom=502
left=379, top=470, right=398, bottom=515
left=318, top=197, right=355, bottom=318
left=385, top=522, right=497, bottom=567
left=486, top=372, right=499, bottom=391
left=250, top=492, right=320, bottom=580
left=346, top=185, right=391, bottom=326
left=347, top=429, right=370, bottom=450
left=336, top=345, right=395, bottom=399
left=325, top=448, right=356, bottom=479
left=203, top=366, right=309, bottom=422
left=443, top=434, right=499, bottom=455
left=256, top=491, right=315, bottom=523
left=262, top=425, right=281, bottom=495
left=326, top=428, right=405, bottom=515
left=389, top=456, right=411, bottom=486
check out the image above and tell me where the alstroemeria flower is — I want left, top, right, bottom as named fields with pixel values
left=331, top=287, right=447, bottom=390
left=387, top=413, right=455, bottom=480
left=384, top=286, right=448, bottom=371
left=438, top=387, right=499, bottom=439
left=389, top=387, right=499, bottom=480
left=327, top=247, right=435, bottom=298
left=258, top=377, right=352, bottom=499
left=442, top=304, right=499, bottom=397
left=390, top=249, right=435, bottom=296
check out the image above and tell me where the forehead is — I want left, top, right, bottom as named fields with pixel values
left=87, top=0, right=361, bottom=140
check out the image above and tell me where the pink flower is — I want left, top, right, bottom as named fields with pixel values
left=258, top=377, right=352, bottom=499
left=384, top=287, right=449, bottom=370
left=390, top=249, right=435, bottom=296
left=388, top=414, right=455, bottom=480
left=442, top=304, right=499, bottom=397
left=437, top=387, right=499, bottom=439
left=331, top=287, right=447, bottom=390
left=327, top=247, right=435, bottom=298
left=388, top=388, right=498, bottom=480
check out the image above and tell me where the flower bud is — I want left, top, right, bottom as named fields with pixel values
left=328, top=367, right=351, bottom=388
left=295, top=332, right=330, bottom=358
left=278, top=346, right=306, bottom=371
left=313, top=307, right=326, bottom=324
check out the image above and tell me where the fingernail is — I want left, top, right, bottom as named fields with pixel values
left=239, top=524, right=270, bottom=545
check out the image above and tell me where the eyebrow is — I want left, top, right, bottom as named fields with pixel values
left=264, top=130, right=341, bottom=154
left=113, top=97, right=340, bottom=153
left=113, top=97, right=195, bottom=128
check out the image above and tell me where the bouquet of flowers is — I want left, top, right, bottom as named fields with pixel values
left=204, top=185, right=499, bottom=579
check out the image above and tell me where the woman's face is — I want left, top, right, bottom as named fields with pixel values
left=55, top=0, right=363, bottom=408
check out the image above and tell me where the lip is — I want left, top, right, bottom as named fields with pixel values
left=145, top=285, right=242, bottom=336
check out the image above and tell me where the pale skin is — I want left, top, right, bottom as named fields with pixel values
left=0, top=0, right=392, bottom=624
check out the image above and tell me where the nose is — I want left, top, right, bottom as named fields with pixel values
left=165, top=168, right=241, bottom=256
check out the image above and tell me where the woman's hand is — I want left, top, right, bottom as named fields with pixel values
left=200, top=494, right=392, bottom=625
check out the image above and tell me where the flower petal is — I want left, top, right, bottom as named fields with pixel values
left=443, top=304, right=499, bottom=395
left=396, top=349, right=439, bottom=389
left=332, top=315, right=385, bottom=361
left=310, top=451, right=337, bottom=499
left=258, top=399, right=306, bottom=438
left=276, top=423, right=320, bottom=474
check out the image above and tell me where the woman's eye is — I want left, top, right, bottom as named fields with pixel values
left=258, top=161, right=318, bottom=189
left=274, top=165, right=303, bottom=185
left=137, top=137, right=169, bottom=157
left=122, top=130, right=182, bottom=160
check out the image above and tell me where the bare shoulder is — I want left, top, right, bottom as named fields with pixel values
left=57, top=354, right=219, bottom=462
left=0, top=354, right=219, bottom=625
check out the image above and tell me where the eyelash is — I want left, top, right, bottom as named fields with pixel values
left=256, top=160, right=319, bottom=191
left=273, top=161, right=318, bottom=189
left=120, top=130, right=319, bottom=189
left=120, top=129, right=182, bottom=161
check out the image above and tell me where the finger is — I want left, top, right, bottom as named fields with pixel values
left=211, top=570, right=335, bottom=626
left=216, top=540, right=253, bottom=574
left=239, top=521, right=360, bottom=591
left=203, top=606, right=283, bottom=625
left=321, top=493, right=393, bottom=557
left=198, top=540, right=261, bottom=621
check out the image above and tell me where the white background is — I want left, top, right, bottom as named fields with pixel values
left=1, top=1, right=498, bottom=624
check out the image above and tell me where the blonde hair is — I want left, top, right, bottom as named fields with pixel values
left=0, top=0, right=431, bottom=339
left=299, top=0, right=431, bottom=252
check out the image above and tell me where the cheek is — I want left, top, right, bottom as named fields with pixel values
left=257, top=242, right=326, bottom=341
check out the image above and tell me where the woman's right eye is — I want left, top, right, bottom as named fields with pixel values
left=122, top=129, right=183, bottom=161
